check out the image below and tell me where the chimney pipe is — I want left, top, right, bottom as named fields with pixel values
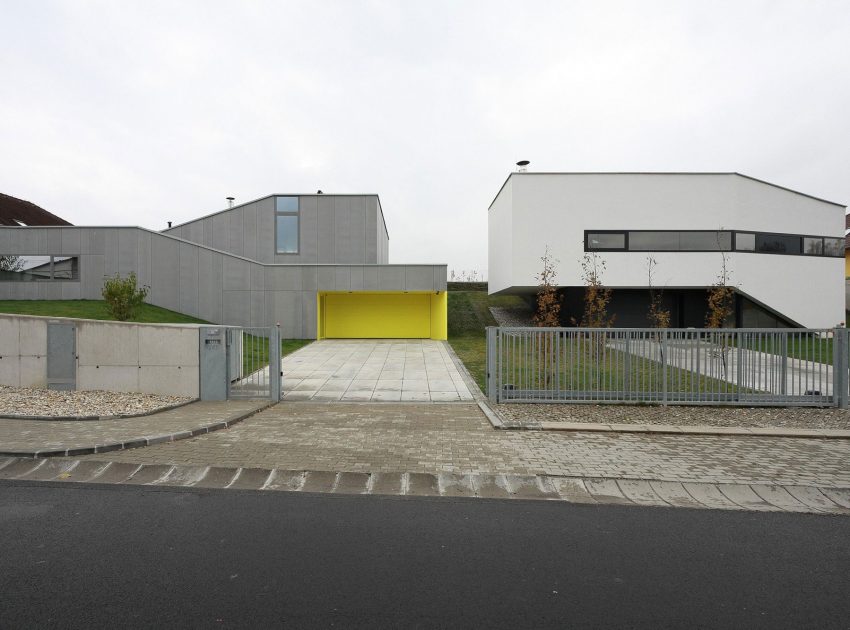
left=226, top=196, right=235, bottom=208
left=167, top=221, right=172, bottom=228
left=516, top=160, right=530, bottom=172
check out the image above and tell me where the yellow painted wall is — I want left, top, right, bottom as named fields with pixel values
left=317, top=292, right=447, bottom=340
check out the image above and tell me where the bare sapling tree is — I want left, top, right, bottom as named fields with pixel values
left=574, top=252, right=615, bottom=328
left=0, top=255, right=23, bottom=272
left=705, top=232, right=735, bottom=378
left=646, top=256, right=671, bottom=329
left=533, top=247, right=561, bottom=388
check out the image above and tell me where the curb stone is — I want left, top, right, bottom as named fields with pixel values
left=0, top=400, right=276, bottom=459
left=2, top=457, right=847, bottom=515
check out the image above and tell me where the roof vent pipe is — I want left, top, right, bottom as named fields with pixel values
left=167, top=221, right=172, bottom=228
left=226, top=196, right=235, bottom=208
left=516, top=160, right=530, bottom=173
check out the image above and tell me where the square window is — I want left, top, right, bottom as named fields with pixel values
left=824, top=237, right=844, bottom=257
left=275, top=196, right=298, bottom=213
left=803, top=237, right=823, bottom=255
left=735, top=232, right=755, bottom=251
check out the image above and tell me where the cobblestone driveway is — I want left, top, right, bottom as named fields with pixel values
left=76, top=402, right=850, bottom=487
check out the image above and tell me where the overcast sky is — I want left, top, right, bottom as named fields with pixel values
left=2, top=0, right=848, bottom=277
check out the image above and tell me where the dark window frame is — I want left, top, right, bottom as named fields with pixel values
left=274, top=196, right=300, bottom=255
left=584, top=230, right=628, bottom=251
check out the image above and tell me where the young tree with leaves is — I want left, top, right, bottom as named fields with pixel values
left=533, top=246, right=561, bottom=327
left=574, top=252, right=615, bottom=328
left=646, top=256, right=671, bottom=329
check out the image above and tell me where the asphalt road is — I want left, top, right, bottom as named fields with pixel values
left=2, top=481, right=849, bottom=629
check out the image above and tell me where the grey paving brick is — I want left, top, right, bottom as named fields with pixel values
left=550, top=477, right=598, bottom=504
left=333, top=472, right=370, bottom=494
left=370, top=472, right=403, bottom=496
left=192, top=466, right=239, bottom=489
left=407, top=472, right=440, bottom=496
left=125, top=464, right=175, bottom=485
left=301, top=471, right=339, bottom=493
left=228, top=467, right=273, bottom=490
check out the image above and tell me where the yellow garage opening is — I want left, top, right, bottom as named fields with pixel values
left=318, top=291, right=447, bottom=340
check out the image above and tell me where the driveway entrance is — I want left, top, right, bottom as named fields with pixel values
left=282, top=340, right=474, bottom=402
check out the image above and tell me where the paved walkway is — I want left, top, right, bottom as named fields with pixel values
left=0, top=401, right=269, bottom=456
left=283, top=340, right=474, bottom=402
left=67, top=402, right=850, bottom=488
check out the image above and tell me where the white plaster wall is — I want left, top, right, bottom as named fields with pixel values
left=489, top=173, right=845, bottom=327
left=487, top=176, right=513, bottom=294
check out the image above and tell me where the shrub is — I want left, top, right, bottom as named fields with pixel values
left=101, top=272, right=149, bottom=321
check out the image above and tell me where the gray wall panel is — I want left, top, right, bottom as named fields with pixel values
left=265, top=266, right=302, bottom=291
left=350, top=266, right=364, bottom=290
left=242, top=204, right=257, bottom=261
left=250, top=290, right=265, bottom=327
left=363, top=266, right=379, bottom=290
left=349, top=196, right=367, bottom=263
left=334, top=267, right=350, bottom=290
left=81, top=254, right=105, bottom=298
left=256, top=197, right=275, bottom=263
left=82, top=229, right=105, bottom=255
left=299, top=195, right=319, bottom=264
left=317, top=196, right=335, bottom=263
left=197, top=249, right=222, bottom=324
left=150, top=236, right=180, bottom=311
left=118, top=229, right=139, bottom=275
left=301, top=266, right=317, bottom=290
left=378, top=266, right=404, bottom=291
left=203, top=220, right=214, bottom=247
left=213, top=214, right=229, bottom=251
left=223, top=257, right=251, bottom=291
left=318, top=266, right=335, bottom=290
left=178, top=243, right=199, bottom=316
left=334, top=196, right=352, bottom=263
left=61, top=282, right=81, bottom=299
left=405, top=267, right=435, bottom=290
left=60, top=229, right=81, bottom=255
left=365, top=197, right=377, bottom=263
left=12, top=229, right=38, bottom=253
left=251, top=263, right=265, bottom=291
left=223, top=290, right=251, bottom=326
left=47, top=228, right=61, bottom=253
left=0, top=228, right=10, bottom=253
left=301, top=291, right=317, bottom=338
left=228, top=208, right=244, bottom=257
left=271, top=291, right=302, bottom=337
left=136, top=231, right=152, bottom=288
left=104, top=230, right=119, bottom=275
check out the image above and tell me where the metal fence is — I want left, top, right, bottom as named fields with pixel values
left=226, top=326, right=281, bottom=400
left=486, top=327, right=849, bottom=407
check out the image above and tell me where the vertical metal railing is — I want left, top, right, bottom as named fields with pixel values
left=227, top=326, right=281, bottom=400
left=486, top=326, right=849, bottom=407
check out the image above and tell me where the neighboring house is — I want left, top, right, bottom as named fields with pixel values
left=0, top=194, right=447, bottom=339
left=488, top=172, right=845, bottom=329
left=0, top=192, right=72, bottom=226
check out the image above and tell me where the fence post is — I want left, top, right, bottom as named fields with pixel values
left=269, top=325, right=282, bottom=401
left=661, top=329, right=668, bottom=406
left=833, top=327, right=848, bottom=409
left=486, top=327, right=497, bottom=403
left=624, top=333, right=631, bottom=397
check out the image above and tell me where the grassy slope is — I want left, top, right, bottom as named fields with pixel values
left=0, top=299, right=209, bottom=324
left=447, top=290, right=529, bottom=392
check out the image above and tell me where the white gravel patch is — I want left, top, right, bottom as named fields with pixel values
left=489, top=306, right=534, bottom=327
left=497, top=403, right=850, bottom=430
left=0, top=385, right=193, bottom=418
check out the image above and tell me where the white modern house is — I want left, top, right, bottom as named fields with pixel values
left=488, top=172, right=846, bottom=328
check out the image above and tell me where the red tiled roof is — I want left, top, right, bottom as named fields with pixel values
left=0, top=193, right=72, bottom=226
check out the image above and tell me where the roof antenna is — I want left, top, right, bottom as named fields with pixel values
left=516, top=160, right=530, bottom=173
left=226, top=196, right=235, bottom=208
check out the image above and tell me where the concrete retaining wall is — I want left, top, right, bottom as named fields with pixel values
left=0, top=314, right=200, bottom=397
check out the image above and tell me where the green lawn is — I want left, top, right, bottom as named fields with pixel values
left=735, top=334, right=833, bottom=365
left=447, top=290, right=530, bottom=392
left=240, top=333, right=312, bottom=376
left=0, top=299, right=208, bottom=324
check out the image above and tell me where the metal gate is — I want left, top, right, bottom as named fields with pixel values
left=46, top=322, right=76, bottom=391
left=226, top=326, right=281, bottom=400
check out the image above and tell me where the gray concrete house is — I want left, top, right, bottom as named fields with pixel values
left=0, top=194, right=448, bottom=339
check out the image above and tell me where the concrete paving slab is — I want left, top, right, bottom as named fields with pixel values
left=784, top=486, right=850, bottom=514
left=616, top=479, right=670, bottom=507
left=300, top=470, right=339, bottom=493
left=472, top=474, right=512, bottom=499
left=264, top=469, right=305, bottom=491
left=749, top=484, right=813, bottom=512
left=58, top=460, right=112, bottom=483
left=125, top=464, right=175, bottom=485
left=584, top=478, right=634, bottom=505
left=192, top=466, right=239, bottom=489
left=0, top=457, right=17, bottom=471
left=717, top=485, right=781, bottom=511
left=438, top=473, right=476, bottom=498
left=370, top=472, right=403, bottom=496
left=0, top=459, right=46, bottom=479
left=550, top=477, right=598, bottom=504
left=682, top=483, right=744, bottom=510
left=649, top=481, right=706, bottom=509
left=227, top=467, right=273, bottom=490
left=332, top=472, right=370, bottom=494
left=19, top=459, right=80, bottom=481
left=819, top=488, right=850, bottom=509
left=406, top=472, right=440, bottom=496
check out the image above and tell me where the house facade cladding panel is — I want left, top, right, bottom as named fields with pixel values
left=488, top=172, right=845, bottom=328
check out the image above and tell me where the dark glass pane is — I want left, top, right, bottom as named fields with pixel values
left=52, top=256, right=79, bottom=279
left=824, top=237, right=844, bottom=257
left=755, top=233, right=801, bottom=254
left=735, top=232, right=755, bottom=251
left=802, top=237, right=823, bottom=255
left=0, top=255, right=51, bottom=280
left=276, top=215, right=299, bottom=253
left=275, top=196, right=299, bottom=213
left=628, top=231, right=679, bottom=250
left=587, top=233, right=625, bottom=249
left=679, top=231, right=731, bottom=251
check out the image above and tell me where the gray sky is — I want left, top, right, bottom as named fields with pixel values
left=2, top=0, right=848, bottom=277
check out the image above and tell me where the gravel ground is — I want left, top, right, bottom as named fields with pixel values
left=489, top=306, right=534, bottom=327
left=496, top=403, right=850, bottom=429
left=0, top=386, right=193, bottom=418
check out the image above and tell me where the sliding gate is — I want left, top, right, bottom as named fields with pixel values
left=226, top=326, right=282, bottom=400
